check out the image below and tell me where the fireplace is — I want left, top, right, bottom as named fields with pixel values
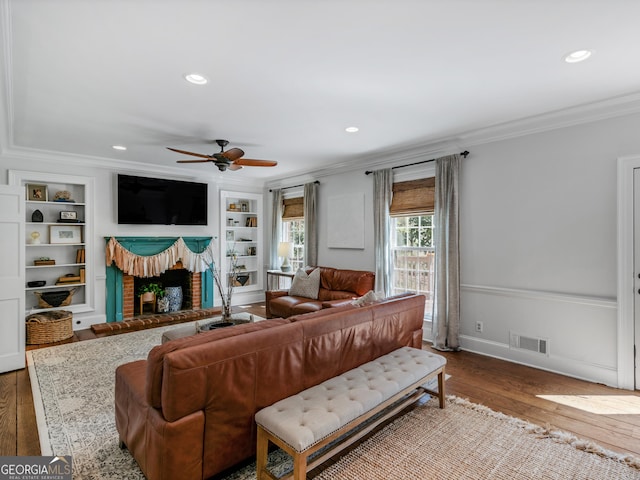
left=105, top=236, right=214, bottom=322
left=124, top=263, right=202, bottom=317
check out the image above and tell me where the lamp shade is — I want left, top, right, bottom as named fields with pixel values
left=278, top=242, right=293, bottom=272
left=278, top=242, right=293, bottom=257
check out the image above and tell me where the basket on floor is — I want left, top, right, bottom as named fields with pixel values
left=26, top=310, right=73, bottom=344
left=34, top=288, right=76, bottom=308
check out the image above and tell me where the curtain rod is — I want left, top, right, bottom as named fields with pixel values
left=269, top=180, right=319, bottom=193
left=364, top=150, right=470, bottom=175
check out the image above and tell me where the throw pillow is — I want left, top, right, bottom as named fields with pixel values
left=289, top=268, right=321, bottom=299
left=351, top=290, right=382, bottom=307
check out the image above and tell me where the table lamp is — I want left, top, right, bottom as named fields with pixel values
left=278, top=241, right=293, bottom=272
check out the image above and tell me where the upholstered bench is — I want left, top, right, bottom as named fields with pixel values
left=255, top=347, right=446, bottom=480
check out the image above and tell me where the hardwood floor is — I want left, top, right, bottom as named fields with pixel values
left=432, top=347, right=640, bottom=458
left=2, top=301, right=640, bottom=462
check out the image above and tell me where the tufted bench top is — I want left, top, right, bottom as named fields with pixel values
left=255, top=347, right=446, bottom=453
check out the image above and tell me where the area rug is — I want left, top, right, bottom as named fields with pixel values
left=28, top=320, right=640, bottom=480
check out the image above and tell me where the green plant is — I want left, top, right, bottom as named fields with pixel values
left=138, top=283, right=164, bottom=298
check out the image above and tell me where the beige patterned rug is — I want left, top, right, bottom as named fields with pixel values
left=28, top=319, right=640, bottom=480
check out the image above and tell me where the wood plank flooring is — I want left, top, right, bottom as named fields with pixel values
left=433, top=347, right=640, bottom=458
left=2, top=302, right=640, bottom=463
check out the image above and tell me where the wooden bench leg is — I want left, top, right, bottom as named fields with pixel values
left=437, top=370, right=446, bottom=409
left=256, top=427, right=269, bottom=480
left=293, top=452, right=308, bottom=480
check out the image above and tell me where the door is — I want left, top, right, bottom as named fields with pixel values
left=0, top=185, right=25, bottom=372
left=634, top=168, right=640, bottom=388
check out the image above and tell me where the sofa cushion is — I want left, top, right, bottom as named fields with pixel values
left=317, top=288, right=356, bottom=301
left=289, top=268, right=321, bottom=299
left=290, top=301, right=324, bottom=316
left=320, top=268, right=375, bottom=296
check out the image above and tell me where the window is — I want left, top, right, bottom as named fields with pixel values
left=281, top=219, right=305, bottom=271
left=281, top=196, right=305, bottom=271
left=388, top=176, right=435, bottom=319
left=391, top=214, right=435, bottom=317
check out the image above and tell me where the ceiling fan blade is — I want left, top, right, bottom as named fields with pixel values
left=167, top=147, right=211, bottom=159
left=221, top=147, right=245, bottom=162
left=234, top=158, right=278, bottom=167
left=176, top=159, right=213, bottom=163
left=228, top=163, right=244, bottom=171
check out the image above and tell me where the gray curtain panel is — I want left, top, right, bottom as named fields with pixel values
left=270, top=188, right=283, bottom=269
left=373, top=169, right=393, bottom=297
left=304, top=182, right=318, bottom=267
left=432, top=154, right=461, bottom=351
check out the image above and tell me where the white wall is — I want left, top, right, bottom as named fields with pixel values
left=310, top=112, right=640, bottom=387
left=2, top=154, right=263, bottom=328
left=316, top=171, right=375, bottom=271
left=457, top=113, right=640, bottom=387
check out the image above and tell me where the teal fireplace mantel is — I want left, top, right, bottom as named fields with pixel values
left=105, top=236, right=214, bottom=322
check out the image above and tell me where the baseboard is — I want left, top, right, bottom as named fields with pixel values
left=459, top=335, right=618, bottom=387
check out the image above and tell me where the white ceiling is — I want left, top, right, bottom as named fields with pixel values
left=3, top=0, right=640, bottom=181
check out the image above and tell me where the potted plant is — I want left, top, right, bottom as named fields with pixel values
left=138, top=283, right=164, bottom=302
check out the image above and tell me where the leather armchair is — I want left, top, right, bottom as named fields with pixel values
left=265, top=266, right=375, bottom=318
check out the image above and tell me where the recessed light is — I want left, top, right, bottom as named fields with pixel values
left=184, top=73, right=208, bottom=85
left=564, top=50, right=592, bottom=63
left=345, top=126, right=359, bottom=133
left=112, top=145, right=127, bottom=151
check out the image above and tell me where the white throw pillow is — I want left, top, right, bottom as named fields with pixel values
left=289, top=268, right=321, bottom=299
left=351, top=290, right=382, bottom=307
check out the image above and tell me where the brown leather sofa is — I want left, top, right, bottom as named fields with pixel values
left=265, top=266, right=375, bottom=318
left=115, top=293, right=425, bottom=480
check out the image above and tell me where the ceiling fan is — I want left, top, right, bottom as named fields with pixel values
left=167, top=139, right=277, bottom=172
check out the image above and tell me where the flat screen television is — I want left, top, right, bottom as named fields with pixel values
left=117, top=174, right=208, bottom=225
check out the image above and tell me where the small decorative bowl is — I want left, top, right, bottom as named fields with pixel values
left=28, top=280, right=46, bottom=288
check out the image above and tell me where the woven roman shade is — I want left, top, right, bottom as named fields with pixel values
left=282, top=197, right=304, bottom=219
left=390, top=177, right=435, bottom=215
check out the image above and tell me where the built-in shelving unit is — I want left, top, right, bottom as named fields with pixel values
left=220, top=191, right=263, bottom=295
left=10, top=171, right=94, bottom=315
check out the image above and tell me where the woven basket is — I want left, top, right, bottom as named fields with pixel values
left=26, top=310, right=73, bottom=344
left=34, top=288, right=76, bottom=308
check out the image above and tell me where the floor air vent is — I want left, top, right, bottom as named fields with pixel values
left=510, top=333, right=548, bottom=356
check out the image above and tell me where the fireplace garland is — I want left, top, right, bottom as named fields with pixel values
left=105, top=236, right=215, bottom=277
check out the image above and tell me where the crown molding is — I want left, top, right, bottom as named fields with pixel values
left=266, top=91, right=640, bottom=187
left=264, top=138, right=461, bottom=189
left=457, top=91, right=640, bottom=146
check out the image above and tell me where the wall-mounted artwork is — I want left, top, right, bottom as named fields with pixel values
left=327, top=193, right=365, bottom=249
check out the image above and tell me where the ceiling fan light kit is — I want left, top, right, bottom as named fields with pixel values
left=168, top=139, right=277, bottom=172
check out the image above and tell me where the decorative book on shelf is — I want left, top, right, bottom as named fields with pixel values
left=56, top=274, right=81, bottom=285
left=34, top=259, right=55, bottom=266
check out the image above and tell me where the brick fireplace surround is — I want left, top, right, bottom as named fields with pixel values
left=121, top=263, right=201, bottom=319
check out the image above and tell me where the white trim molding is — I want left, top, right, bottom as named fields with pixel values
left=461, top=284, right=616, bottom=309
left=460, top=283, right=619, bottom=387
left=460, top=335, right=618, bottom=388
